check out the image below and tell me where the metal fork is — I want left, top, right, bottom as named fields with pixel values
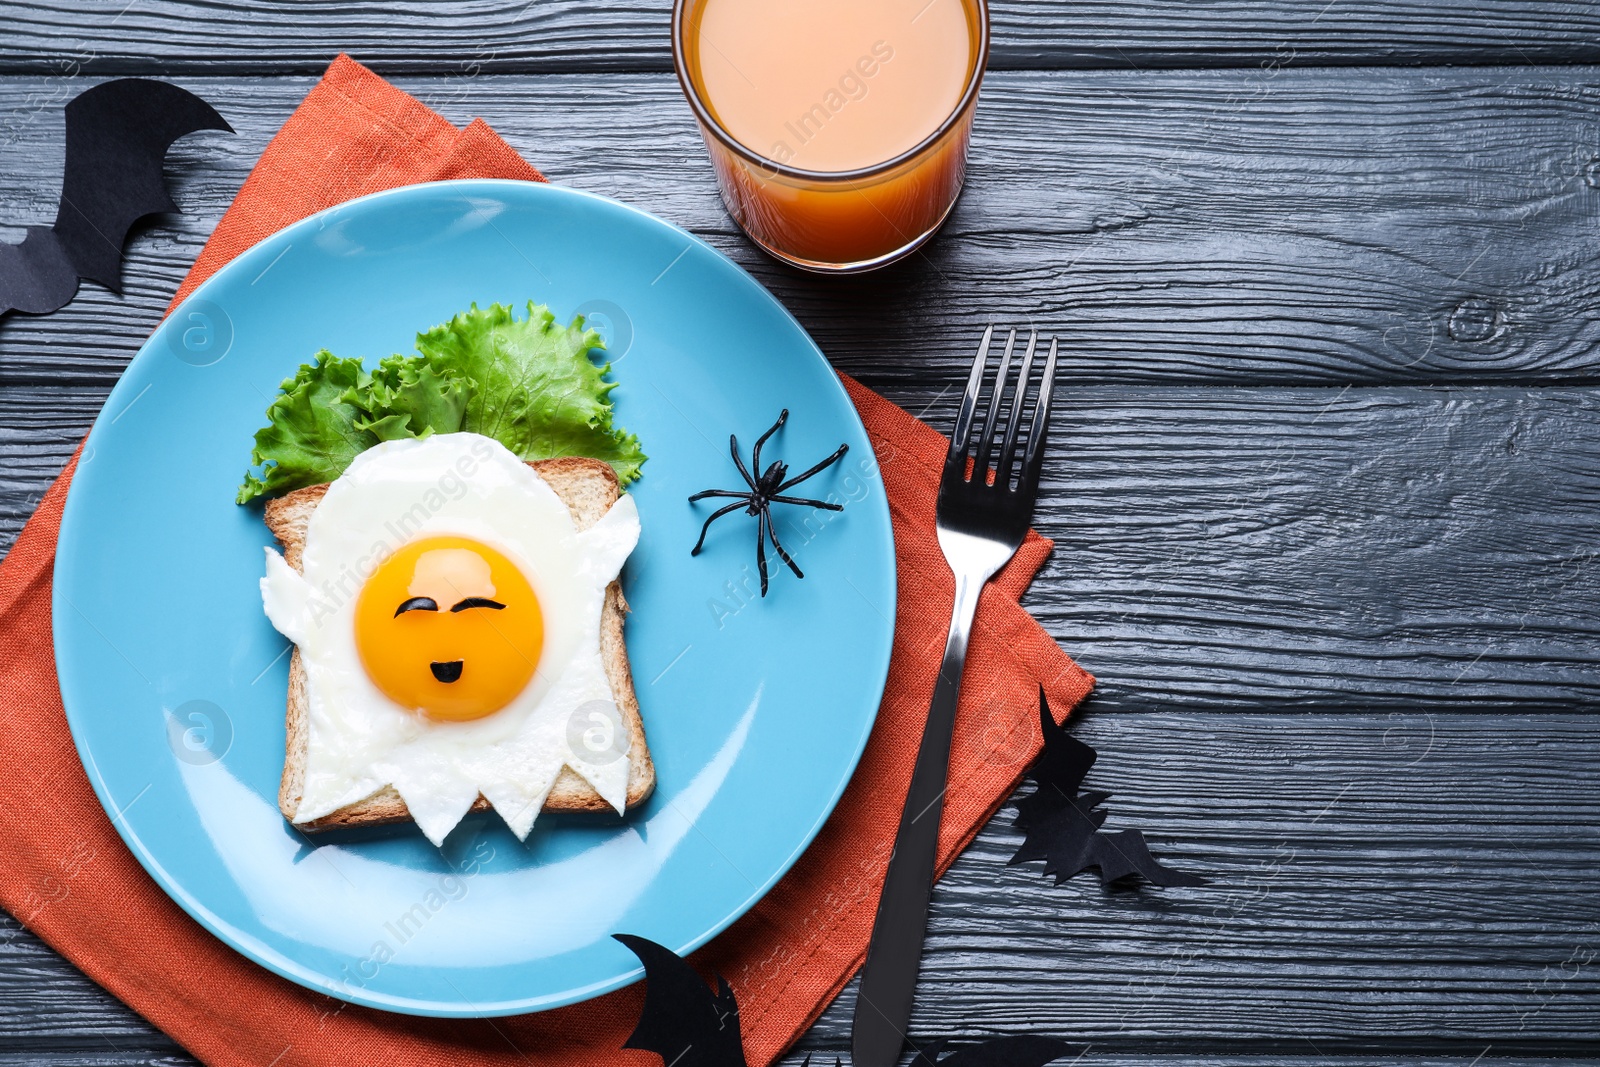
left=852, top=326, right=1059, bottom=1067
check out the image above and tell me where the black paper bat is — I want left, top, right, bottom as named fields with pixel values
left=910, top=1037, right=1074, bottom=1067
left=616, top=935, right=1076, bottom=1067
left=1011, top=688, right=1205, bottom=888
left=616, top=934, right=748, bottom=1067
left=0, top=78, right=231, bottom=317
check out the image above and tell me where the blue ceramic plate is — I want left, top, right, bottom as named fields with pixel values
left=52, top=180, right=895, bottom=1017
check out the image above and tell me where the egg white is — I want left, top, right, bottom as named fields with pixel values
left=259, top=432, right=641, bottom=846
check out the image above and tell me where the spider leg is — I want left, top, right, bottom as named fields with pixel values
left=755, top=507, right=771, bottom=596
left=766, top=509, right=805, bottom=579
left=728, top=434, right=759, bottom=492
left=752, top=409, right=789, bottom=475
left=688, top=489, right=751, bottom=502
left=776, top=442, right=848, bottom=492
left=691, top=500, right=749, bottom=555
left=769, top=494, right=844, bottom=510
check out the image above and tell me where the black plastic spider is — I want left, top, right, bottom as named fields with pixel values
left=689, top=409, right=849, bottom=596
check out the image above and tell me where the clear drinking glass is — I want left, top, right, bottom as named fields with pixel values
left=672, top=0, right=990, bottom=273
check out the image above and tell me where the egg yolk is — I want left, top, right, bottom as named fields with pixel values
left=353, top=536, right=544, bottom=722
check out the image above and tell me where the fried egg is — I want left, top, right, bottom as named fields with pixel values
left=259, top=433, right=641, bottom=845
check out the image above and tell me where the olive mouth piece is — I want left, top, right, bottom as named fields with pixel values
left=430, top=660, right=464, bottom=683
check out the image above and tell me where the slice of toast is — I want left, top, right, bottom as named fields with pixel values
left=264, top=456, right=654, bottom=832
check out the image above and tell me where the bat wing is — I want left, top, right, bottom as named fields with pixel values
left=616, top=934, right=748, bottom=1067
left=1089, top=829, right=1207, bottom=887
left=1013, top=689, right=1204, bottom=887
left=52, top=78, right=231, bottom=294
left=914, top=1036, right=1075, bottom=1067
left=0, top=227, right=79, bottom=316
left=1030, top=693, right=1097, bottom=798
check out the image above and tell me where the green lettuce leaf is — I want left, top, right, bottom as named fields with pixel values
left=344, top=353, right=474, bottom=443
left=415, top=301, right=646, bottom=484
left=238, top=299, right=644, bottom=504
left=236, top=352, right=377, bottom=504
left=237, top=351, right=475, bottom=503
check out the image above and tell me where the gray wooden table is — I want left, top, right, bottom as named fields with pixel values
left=4, top=2, right=1600, bottom=1064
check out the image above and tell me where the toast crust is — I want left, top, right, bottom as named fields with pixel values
left=265, top=456, right=654, bottom=833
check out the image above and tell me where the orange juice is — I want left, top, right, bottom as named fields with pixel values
left=674, top=0, right=988, bottom=271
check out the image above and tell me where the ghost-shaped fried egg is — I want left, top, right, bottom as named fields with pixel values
left=259, top=433, right=641, bottom=845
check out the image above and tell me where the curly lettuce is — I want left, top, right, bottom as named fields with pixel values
left=236, top=300, right=644, bottom=504
left=345, top=353, right=473, bottom=444
left=236, top=352, right=473, bottom=504
left=416, top=301, right=645, bottom=484
left=237, top=353, right=368, bottom=503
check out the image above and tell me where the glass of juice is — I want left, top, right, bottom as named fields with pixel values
left=672, top=0, right=990, bottom=273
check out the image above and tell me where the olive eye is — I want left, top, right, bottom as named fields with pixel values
left=450, top=597, right=507, bottom=613
left=394, top=596, right=439, bottom=617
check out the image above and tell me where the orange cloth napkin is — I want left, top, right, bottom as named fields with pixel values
left=0, top=55, right=1093, bottom=1067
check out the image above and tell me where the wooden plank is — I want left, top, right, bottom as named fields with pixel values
left=0, top=922, right=172, bottom=1052
left=1024, top=384, right=1600, bottom=711
left=5, top=68, right=1600, bottom=388
left=798, top=721, right=1600, bottom=1057
left=3, top=712, right=1596, bottom=1058
left=2, top=0, right=1600, bottom=75
left=0, top=1059, right=188, bottom=1067
left=9, top=382, right=1600, bottom=709
left=0, top=385, right=86, bottom=541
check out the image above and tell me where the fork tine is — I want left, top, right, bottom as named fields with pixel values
left=1018, top=337, right=1059, bottom=494
left=972, top=329, right=1016, bottom=479
left=995, top=331, right=1038, bottom=488
left=948, top=325, right=993, bottom=460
